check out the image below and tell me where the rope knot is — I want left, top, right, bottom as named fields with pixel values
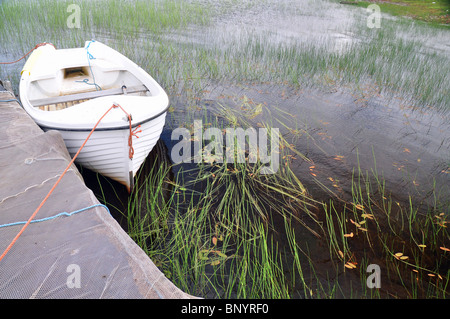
left=131, top=125, right=142, bottom=138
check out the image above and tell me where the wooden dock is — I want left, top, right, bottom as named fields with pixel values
left=0, top=82, right=193, bottom=299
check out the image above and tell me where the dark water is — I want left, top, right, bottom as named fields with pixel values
left=162, top=0, right=450, bottom=210
left=198, top=82, right=450, bottom=209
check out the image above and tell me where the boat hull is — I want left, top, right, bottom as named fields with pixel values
left=43, top=112, right=166, bottom=192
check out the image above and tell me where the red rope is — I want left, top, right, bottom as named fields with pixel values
left=112, top=103, right=139, bottom=159
left=0, top=43, right=56, bottom=65
left=0, top=103, right=134, bottom=262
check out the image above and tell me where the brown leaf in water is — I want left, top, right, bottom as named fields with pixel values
left=345, top=262, right=357, bottom=269
left=344, top=232, right=354, bottom=238
left=400, top=256, right=409, bottom=260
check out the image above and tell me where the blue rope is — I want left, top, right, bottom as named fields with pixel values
left=0, top=99, right=22, bottom=107
left=0, top=204, right=110, bottom=229
left=75, top=78, right=102, bottom=91
left=84, top=40, right=102, bottom=91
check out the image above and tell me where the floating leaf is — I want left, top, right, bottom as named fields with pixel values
left=440, top=246, right=450, bottom=252
left=358, top=227, right=368, bottom=232
left=210, top=260, right=221, bottom=266
left=394, top=252, right=403, bottom=257
left=345, top=262, right=357, bottom=269
left=212, top=236, right=217, bottom=246
left=400, top=256, right=409, bottom=260
left=344, top=232, right=354, bottom=238
left=350, top=219, right=361, bottom=228
left=354, top=204, right=365, bottom=211
left=338, top=250, right=344, bottom=258
left=361, top=213, right=374, bottom=220
left=418, top=244, right=426, bottom=248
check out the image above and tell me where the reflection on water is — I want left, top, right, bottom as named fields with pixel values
left=161, top=0, right=450, bottom=209
left=192, top=82, right=449, bottom=209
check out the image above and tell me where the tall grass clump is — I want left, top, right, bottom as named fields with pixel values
left=0, top=0, right=209, bottom=44
left=122, top=104, right=326, bottom=298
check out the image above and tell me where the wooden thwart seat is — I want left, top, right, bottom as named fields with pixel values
left=30, top=84, right=148, bottom=108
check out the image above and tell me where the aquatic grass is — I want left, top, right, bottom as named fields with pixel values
left=84, top=96, right=449, bottom=298
left=319, top=151, right=450, bottom=298
left=123, top=96, right=448, bottom=299
left=121, top=105, right=326, bottom=298
left=0, top=0, right=209, bottom=41
left=135, top=164, right=302, bottom=298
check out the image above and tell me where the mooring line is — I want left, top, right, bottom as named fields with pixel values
left=0, top=204, right=110, bottom=229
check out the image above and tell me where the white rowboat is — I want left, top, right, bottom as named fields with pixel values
left=19, top=41, right=169, bottom=192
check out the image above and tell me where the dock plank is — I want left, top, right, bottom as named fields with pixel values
left=0, top=88, right=194, bottom=299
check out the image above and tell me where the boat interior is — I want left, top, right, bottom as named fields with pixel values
left=28, top=62, right=150, bottom=111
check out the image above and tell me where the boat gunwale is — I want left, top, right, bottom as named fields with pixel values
left=37, top=106, right=168, bottom=132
